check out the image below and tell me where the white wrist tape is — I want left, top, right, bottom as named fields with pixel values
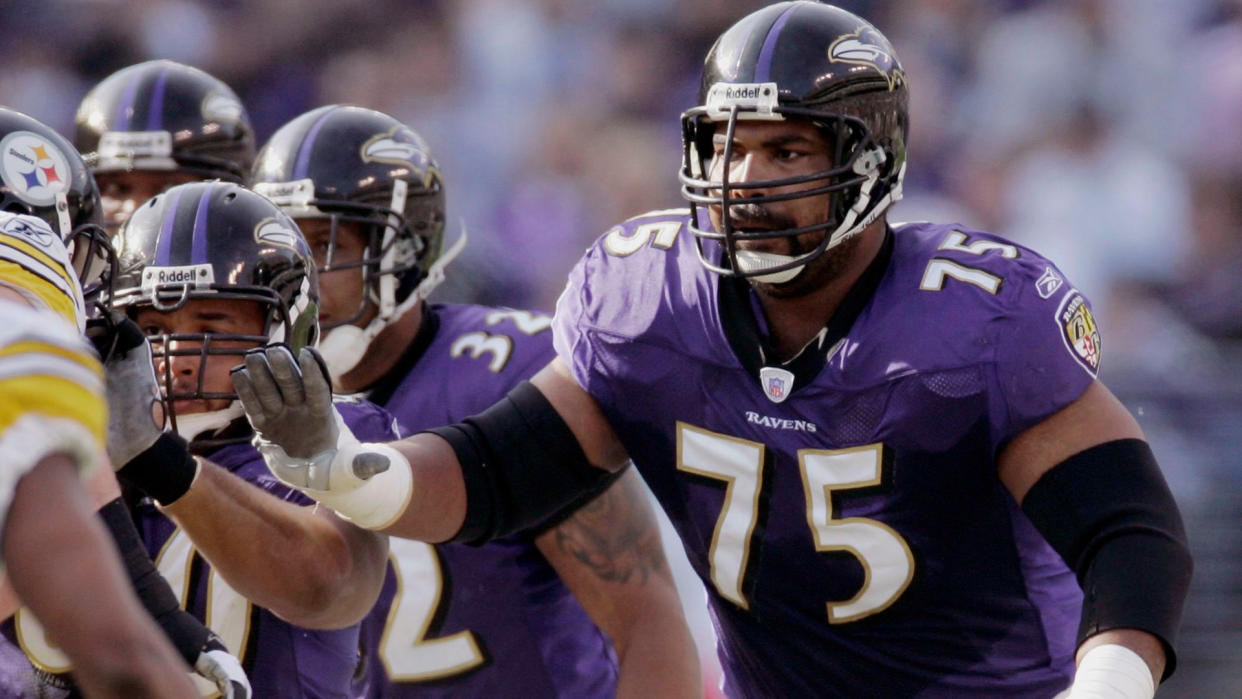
left=313, top=441, right=413, bottom=530
left=1067, top=644, right=1155, bottom=699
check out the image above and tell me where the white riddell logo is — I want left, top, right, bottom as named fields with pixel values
left=254, top=218, right=300, bottom=249
left=745, top=411, right=817, bottom=433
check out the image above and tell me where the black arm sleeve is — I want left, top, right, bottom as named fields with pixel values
left=426, top=381, right=620, bottom=545
left=97, top=497, right=214, bottom=664
left=1021, top=439, right=1193, bottom=680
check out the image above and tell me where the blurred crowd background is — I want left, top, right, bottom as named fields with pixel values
left=4, top=0, right=1240, bottom=695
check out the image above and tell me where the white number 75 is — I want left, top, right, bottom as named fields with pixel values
left=676, top=422, right=914, bottom=623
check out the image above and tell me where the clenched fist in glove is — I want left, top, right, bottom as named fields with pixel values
left=85, top=310, right=199, bottom=505
left=231, top=345, right=411, bottom=529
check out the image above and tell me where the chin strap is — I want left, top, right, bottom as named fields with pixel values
left=318, top=224, right=468, bottom=379
left=734, top=152, right=903, bottom=284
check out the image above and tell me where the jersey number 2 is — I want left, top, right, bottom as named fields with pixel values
left=378, top=539, right=484, bottom=682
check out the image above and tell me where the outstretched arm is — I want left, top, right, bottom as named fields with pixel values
left=89, top=313, right=388, bottom=630
left=536, top=468, right=700, bottom=699
left=160, top=463, right=389, bottom=629
left=376, top=357, right=631, bottom=542
left=3, top=455, right=197, bottom=699
left=234, top=350, right=629, bottom=545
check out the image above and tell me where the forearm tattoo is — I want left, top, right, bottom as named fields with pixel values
left=552, top=476, right=667, bottom=586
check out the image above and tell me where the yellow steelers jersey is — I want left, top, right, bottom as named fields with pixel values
left=0, top=212, right=87, bottom=332
left=0, top=300, right=105, bottom=535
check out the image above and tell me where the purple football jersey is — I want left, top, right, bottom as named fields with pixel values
left=553, top=210, right=1098, bottom=697
left=140, top=401, right=397, bottom=698
left=353, top=304, right=618, bottom=698
left=0, top=402, right=399, bottom=698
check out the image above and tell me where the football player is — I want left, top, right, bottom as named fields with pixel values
left=0, top=107, right=248, bottom=698
left=73, top=59, right=254, bottom=236
left=85, top=181, right=395, bottom=696
left=0, top=211, right=198, bottom=699
left=234, top=3, right=1192, bottom=698
left=251, top=105, right=700, bottom=697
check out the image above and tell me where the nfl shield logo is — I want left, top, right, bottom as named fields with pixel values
left=759, top=366, right=795, bottom=404
left=767, top=376, right=785, bottom=398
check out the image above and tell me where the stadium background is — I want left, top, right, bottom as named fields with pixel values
left=4, top=0, right=1240, bottom=695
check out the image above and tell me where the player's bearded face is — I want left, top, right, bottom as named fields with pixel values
left=706, top=120, right=844, bottom=296
left=134, top=299, right=268, bottom=415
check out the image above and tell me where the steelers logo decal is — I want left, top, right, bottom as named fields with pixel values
left=0, top=131, right=72, bottom=206
left=1057, top=291, right=1101, bottom=376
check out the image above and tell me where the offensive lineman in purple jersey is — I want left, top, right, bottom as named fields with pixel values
left=233, top=3, right=1192, bottom=698
left=76, top=181, right=395, bottom=697
left=249, top=105, right=700, bottom=697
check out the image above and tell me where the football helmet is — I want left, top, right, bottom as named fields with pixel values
left=109, top=181, right=318, bottom=447
left=678, top=1, right=908, bottom=281
left=0, top=107, right=114, bottom=308
left=251, top=105, right=458, bottom=377
left=74, top=60, right=255, bottom=184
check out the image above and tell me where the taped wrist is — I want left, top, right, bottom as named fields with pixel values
left=98, top=497, right=209, bottom=663
left=117, top=433, right=199, bottom=506
left=428, top=381, right=615, bottom=545
left=1069, top=643, right=1155, bottom=699
left=1022, top=439, right=1192, bottom=680
left=315, top=441, right=414, bottom=530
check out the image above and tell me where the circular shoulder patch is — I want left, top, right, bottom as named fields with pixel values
left=0, top=131, right=72, bottom=206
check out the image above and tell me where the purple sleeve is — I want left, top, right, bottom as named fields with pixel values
left=988, top=283, right=1099, bottom=450
left=552, top=247, right=599, bottom=395
left=337, top=399, right=403, bottom=441
left=228, top=456, right=315, bottom=505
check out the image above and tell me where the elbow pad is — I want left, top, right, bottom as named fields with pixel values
left=1022, top=439, right=1193, bottom=679
left=427, top=381, right=621, bottom=545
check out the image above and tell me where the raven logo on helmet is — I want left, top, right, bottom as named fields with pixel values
left=362, top=127, right=433, bottom=173
left=0, top=131, right=72, bottom=206
left=828, top=27, right=905, bottom=91
left=201, top=92, right=244, bottom=124
left=254, top=217, right=304, bottom=253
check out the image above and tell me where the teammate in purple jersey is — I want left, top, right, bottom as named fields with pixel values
left=234, top=4, right=1192, bottom=698
left=248, top=105, right=700, bottom=697
left=69, top=181, right=393, bottom=697
left=73, top=60, right=255, bottom=237
left=122, top=399, right=396, bottom=698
